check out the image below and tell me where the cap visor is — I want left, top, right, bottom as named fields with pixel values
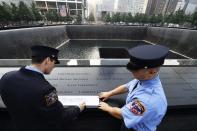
left=55, top=59, right=60, bottom=64
left=126, top=62, right=143, bottom=71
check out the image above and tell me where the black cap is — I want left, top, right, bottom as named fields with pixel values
left=127, top=45, right=169, bottom=71
left=31, top=45, right=60, bottom=64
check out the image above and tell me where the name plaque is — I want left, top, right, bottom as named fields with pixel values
left=1, top=67, right=197, bottom=108
left=0, top=67, right=131, bottom=108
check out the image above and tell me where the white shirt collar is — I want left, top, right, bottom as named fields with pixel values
left=25, top=65, right=44, bottom=75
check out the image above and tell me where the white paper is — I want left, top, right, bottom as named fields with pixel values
left=58, top=95, right=99, bottom=107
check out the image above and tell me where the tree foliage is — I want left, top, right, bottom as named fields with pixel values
left=31, top=2, right=42, bottom=21
left=10, top=3, right=19, bottom=22
left=103, top=13, right=111, bottom=22
left=0, top=1, right=75, bottom=28
left=88, top=12, right=95, bottom=22
left=111, top=12, right=121, bottom=23
left=45, top=10, right=60, bottom=22
left=191, top=11, right=197, bottom=26
left=100, top=9, right=197, bottom=28
left=76, top=13, right=82, bottom=24
left=125, top=13, right=133, bottom=23
left=1, top=2, right=197, bottom=28
left=0, top=2, right=12, bottom=22
left=17, top=1, right=35, bottom=22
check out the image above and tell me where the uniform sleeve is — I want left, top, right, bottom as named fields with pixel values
left=0, top=79, right=2, bottom=94
left=39, top=88, right=80, bottom=122
left=0, top=74, right=6, bottom=94
left=121, top=99, right=151, bottom=129
left=123, top=79, right=138, bottom=90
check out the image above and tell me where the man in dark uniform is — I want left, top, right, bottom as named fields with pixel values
left=0, top=45, right=85, bottom=131
left=98, top=45, right=169, bottom=131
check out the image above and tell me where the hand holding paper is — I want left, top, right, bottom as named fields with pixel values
left=58, top=96, right=99, bottom=108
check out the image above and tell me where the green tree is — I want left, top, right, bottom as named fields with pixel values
left=45, top=10, right=59, bottom=22
left=156, top=14, right=163, bottom=24
left=10, top=3, right=19, bottom=22
left=59, top=15, right=73, bottom=22
left=54, top=11, right=60, bottom=22
left=65, top=15, right=73, bottom=21
left=31, top=2, right=43, bottom=21
left=0, top=2, right=12, bottom=23
left=164, top=13, right=175, bottom=23
left=191, top=11, right=197, bottom=26
left=45, top=11, right=53, bottom=22
left=149, top=14, right=157, bottom=24
left=111, top=12, right=120, bottom=23
left=125, top=13, right=133, bottom=23
left=174, top=9, right=186, bottom=24
left=133, top=13, right=141, bottom=23
left=88, top=12, right=95, bottom=22
left=76, top=13, right=82, bottom=24
left=120, top=13, right=126, bottom=22
left=18, top=1, right=35, bottom=22
left=59, top=16, right=65, bottom=22
left=141, top=14, right=148, bottom=23
left=0, top=4, right=5, bottom=26
left=185, top=14, right=192, bottom=23
left=104, top=13, right=111, bottom=22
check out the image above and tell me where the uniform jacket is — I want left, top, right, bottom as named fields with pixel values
left=0, top=67, right=80, bottom=131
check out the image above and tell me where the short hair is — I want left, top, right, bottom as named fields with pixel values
left=31, top=56, right=55, bottom=64
left=31, top=56, right=46, bottom=64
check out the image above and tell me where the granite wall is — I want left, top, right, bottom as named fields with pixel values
left=146, top=27, right=197, bottom=58
left=1, top=25, right=197, bottom=59
left=66, top=25, right=147, bottom=40
left=0, top=25, right=68, bottom=59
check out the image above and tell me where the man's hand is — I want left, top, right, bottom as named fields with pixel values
left=98, top=102, right=112, bottom=112
left=98, top=102, right=122, bottom=119
left=98, top=92, right=112, bottom=101
left=78, top=102, right=86, bottom=112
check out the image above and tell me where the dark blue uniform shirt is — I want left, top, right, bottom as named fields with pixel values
left=0, top=67, right=80, bottom=131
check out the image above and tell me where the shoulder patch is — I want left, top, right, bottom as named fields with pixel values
left=128, top=100, right=146, bottom=115
left=44, top=90, right=58, bottom=106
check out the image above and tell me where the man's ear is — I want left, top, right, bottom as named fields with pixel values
left=43, top=57, right=49, bottom=65
left=148, top=69, right=156, bottom=74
